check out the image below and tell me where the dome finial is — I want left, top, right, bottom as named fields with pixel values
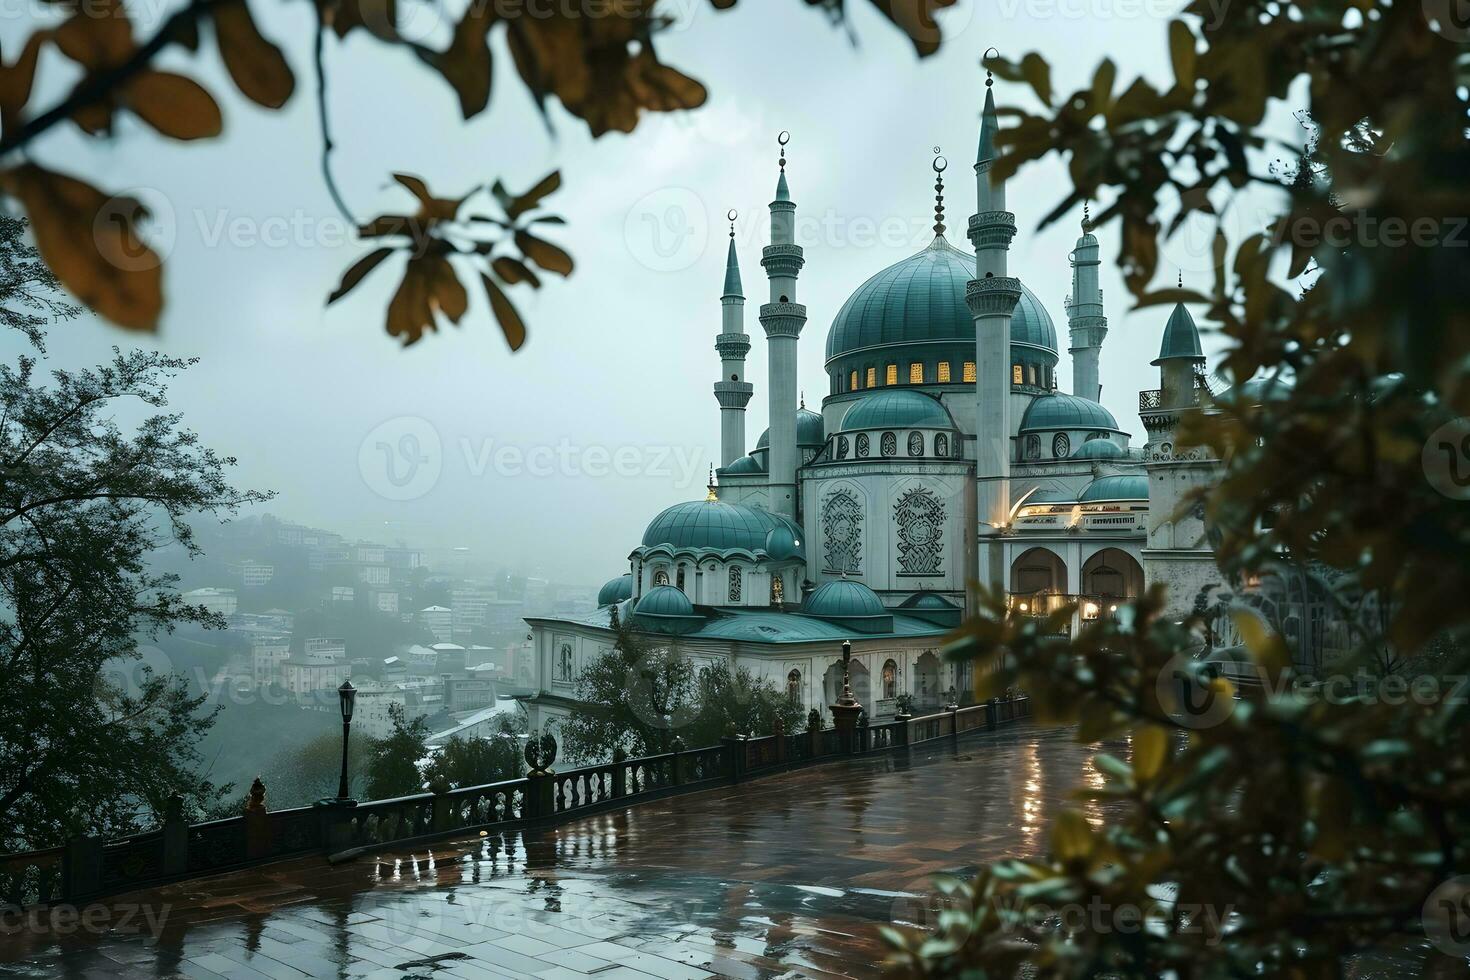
left=706, top=464, right=718, bottom=502
left=800, top=389, right=805, bottom=409
left=1178, top=269, right=1183, bottom=288
left=982, top=46, right=999, bottom=88
left=778, top=130, right=789, bottom=173
left=932, top=149, right=948, bottom=237
left=1082, top=200, right=1092, bottom=232
left=727, top=207, right=737, bottom=239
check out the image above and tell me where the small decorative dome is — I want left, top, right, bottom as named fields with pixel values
left=633, top=585, right=702, bottom=634
left=804, top=579, right=886, bottom=619
left=641, top=499, right=803, bottom=556
left=840, top=390, right=954, bottom=430
left=1070, top=439, right=1126, bottom=461
left=898, top=591, right=962, bottom=627
left=597, top=574, right=634, bottom=607
left=764, top=525, right=804, bottom=562
left=720, top=454, right=765, bottom=475
left=756, top=407, right=825, bottom=450
left=1154, top=303, right=1205, bottom=364
left=1078, top=474, right=1149, bottom=502
left=1019, top=392, right=1123, bottom=433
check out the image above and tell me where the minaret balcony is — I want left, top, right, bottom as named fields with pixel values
left=759, top=302, right=807, bottom=338
left=760, top=244, right=805, bottom=278
left=967, top=210, right=1017, bottom=250
left=714, top=333, right=751, bottom=359
left=714, top=381, right=754, bottom=409
left=965, top=276, right=1022, bottom=318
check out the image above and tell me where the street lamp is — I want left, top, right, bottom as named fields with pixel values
left=335, top=680, right=357, bottom=802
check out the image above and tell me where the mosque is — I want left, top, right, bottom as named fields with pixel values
left=522, top=78, right=1231, bottom=733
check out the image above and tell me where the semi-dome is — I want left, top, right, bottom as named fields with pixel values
left=632, top=585, right=703, bottom=634
left=1070, top=438, right=1127, bottom=461
left=720, top=454, right=765, bottom=475
left=1019, top=392, right=1123, bottom=432
left=755, top=407, right=826, bottom=450
left=1078, top=474, right=1149, bottom=502
left=597, top=573, right=633, bottom=607
left=799, top=579, right=893, bottom=634
left=640, top=499, right=803, bottom=556
left=824, top=237, right=1058, bottom=367
left=840, top=390, right=954, bottom=431
left=764, top=525, right=804, bottom=562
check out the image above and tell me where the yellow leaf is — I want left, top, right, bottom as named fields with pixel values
left=215, top=2, right=295, bottom=109
left=1051, top=809, right=1093, bottom=863
left=481, top=273, right=526, bottom=351
left=1232, top=608, right=1289, bottom=672
left=1133, top=725, right=1168, bottom=782
left=123, top=71, right=222, bottom=140
left=0, top=164, right=161, bottom=330
left=515, top=231, right=573, bottom=276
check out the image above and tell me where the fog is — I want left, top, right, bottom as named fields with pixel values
left=0, top=1, right=1286, bottom=585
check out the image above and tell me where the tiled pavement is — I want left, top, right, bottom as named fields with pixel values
left=0, top=724, right=1118, bottom=979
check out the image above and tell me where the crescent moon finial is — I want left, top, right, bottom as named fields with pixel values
left=982, top=47, right=999, bottom=87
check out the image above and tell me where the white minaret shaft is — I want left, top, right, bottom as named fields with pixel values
left=714, top=215, right=753, bottom=467
left=1066, top=207, right=1108, bottom=402
left=759, top=133, right=806, bottom=518
left=967, top=74, right=1022, bottom=598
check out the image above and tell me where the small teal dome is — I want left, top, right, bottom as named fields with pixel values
left=597, top=574, right=633, bottom=607
left=1070, top=439, right=1126, bottom=461
left=756, top=407, right=825, bottom=450
left=720, top=454, right=765, bottom=475
left=764, top=525, right=804, bottom=562
left=899, top=592, right=959, bottom=611
left=633, top=586, right=702, bottom=634
left=840, top=390, right=953, bottom=430
left=824, top=237, right=1058, bottom=367
left=641, top=499, right=802, bottom=555
left=805, top=579, right=885, bottom=618
left=1079, top=474, right=1149, bottom=502
left=1019, top=392, right=1122, bottom=432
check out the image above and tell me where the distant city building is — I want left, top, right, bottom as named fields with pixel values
left=280, top=658, right=350, bottom=701
left=304, top=637, right=347, bottom=662
left=357, top=564, right=390, bottom=588
left=330, top=585, right=355, bottom=603
left=250, top=635, right=291, bottom=688
left=355, top=543, right=387, bottom=565
left=430, top=642, right=466, bottom=674
left=444, top=675, right=497, bottom=714
left=228, top=560, right=275, bottom=588
left=450, top=587, right=498, bottom=634
left=353, top=683, right=426, bottom=739
left=385, top=547, right=425, bottom=571
left=419, top=605, right=453, bottom=643
left=183, top=587, right=238, bottom=617
left=368, top=589, right=400, bottom=615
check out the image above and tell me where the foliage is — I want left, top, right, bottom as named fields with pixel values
left=206, top=731, right=370, bottom=815
left=559, top=605, right=801, bottom=761
left=888, top=4, right=1470, bottom=976
left=424, top=711, right=526, bottom=791
left=0, top=216, right=78, bottom=351
left=0, top=0, right=958, bottom=345
left=0, top=259, right=270, bottom=848
left=363, top=701, right=432, bottom=799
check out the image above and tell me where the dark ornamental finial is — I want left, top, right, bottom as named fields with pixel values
left=932, top=149, right=948, bottom=237
left=1082, top=200, right=1092, bottom=232
left=778, top=130, right=790, bottom=172
left=983, top=46, right=999, bottom=88
left=727, top=208, right=737, bottom=238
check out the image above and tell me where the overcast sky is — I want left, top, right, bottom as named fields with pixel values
left=3, top=0, right=1288, bottom=585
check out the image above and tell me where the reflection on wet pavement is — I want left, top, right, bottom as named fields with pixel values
left=0, top=724, right=1112, bottom=979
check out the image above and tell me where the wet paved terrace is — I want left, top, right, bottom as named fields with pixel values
left=0, top=724, right=1116, bottom=979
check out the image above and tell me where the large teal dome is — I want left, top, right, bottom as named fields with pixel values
left=597, top=573, right=633, bottom=607
left=1079, top=474, right=1149, bottom=502
left=840, top=390, right=954, bottom=430
left=824, top=237, right=1058, bottom=369
left=640, top=499, right=803, bottom=557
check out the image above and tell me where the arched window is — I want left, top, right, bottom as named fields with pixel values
left=837, top=435, right=849, bottom=460
left=937, top=361, right=952, bottom=383
left=558, top=643, right=573, bottom=682
left=1029, top=365, right=1039, bottom=386
left=676, top=566, right=686, bottom=591
left=907, top=431, right=924, bottom=456
left=728, top=565, right=742, bottom=603
left=935, top=433, right=949, bottom=457
left=963, top=361, right=977, bottom=383
left=1012, top=364, right=1023, bottom=384
left=1025, top=434, right=1041, bottom=460
left=770, top=574, right=784, bottom=605
left=866, top=367, right=877, bottom=388
left=850, top=370, right=859, bottom=390
left=882, top=659, right=897, bottom=700
left=885, top=364, right=898, bottom=386
left=909, top=362, right=924, bottom=384
left=787, top=669, right=802, bottom=704
left=1053, top=433, right=1071, bottom=458
left=856, top=433, right=870, bottom=457
left=881, top=432, right=897, bottom=457
left=653, top=568, right=669, bottom=586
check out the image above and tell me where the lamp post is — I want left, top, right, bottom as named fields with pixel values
left=335, top=680, right=357, bottom=802
left=829, top=640, right=863, bottom=753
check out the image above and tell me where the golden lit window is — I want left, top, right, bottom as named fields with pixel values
left=850, top=370, right=859, bottom=390
left=937, top=361, right=951, bottom=383
left=909, top=363, right=924, bottom=384
left=866, top=367, right=877, bottom=387
left=885, top=364, right=898, bottom=386
left=963, top=361, right=977, bottom=383
left=1012, top=364, right=1023, bottom=384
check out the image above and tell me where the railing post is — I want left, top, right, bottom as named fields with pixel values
left=314, top=799, right=356, bottom=853
left=986, top=697, right=998, bottom=731
left=611, top=747, right=627, bottom=798
left=894, top=710, right=911, bottom=750
left=63, top=835, right=103, bottom=902
left=949, top=702, right=960, bottom=745
left=671, top=736, right=685, bottom=786
left=523, top=731, right=557, bottom=822
left=162, top=793, right=188, bottom=877
left=807, top=708, right=821, bottom=758
left=244, top=777, right=272, bottom=861
left=431, top=782, right=451, bottom=833
left=722, top=735, right=745, bottom=784
left=773, top=717, right=786, bottom=764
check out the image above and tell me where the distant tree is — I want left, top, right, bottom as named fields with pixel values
left=207, top=731, right=370, bottom=815
left=363, top=702, right=431, bottom=799
left=424, top=712, right=526, bottom=791
left=691, top=660, right=805, bottom=743
left=0, top=217, right=77, bottom=351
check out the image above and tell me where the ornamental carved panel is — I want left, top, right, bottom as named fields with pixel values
left=894, top=487, right=944, bottom=576
left=907, top=431, right=924, bottom=456
left=821, top=490, right=863, bottom=575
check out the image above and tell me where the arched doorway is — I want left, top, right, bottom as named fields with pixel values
left=1081, top=548, right=1144, bottom=619
left=1011, top=547, right=1065, bottom=594
left=913, top=651, right=941, bottom=711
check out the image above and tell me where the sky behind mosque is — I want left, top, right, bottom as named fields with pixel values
left=2, top=2, right=1294, bottom=584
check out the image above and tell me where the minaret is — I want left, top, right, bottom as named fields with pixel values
left=759, top=132, right=806, bottom=518
left=966, top=68, right=1022, bottom=592
left=713, top=210, right=753, bottom=467
left=1066, top=204, right=1107, bottom=402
